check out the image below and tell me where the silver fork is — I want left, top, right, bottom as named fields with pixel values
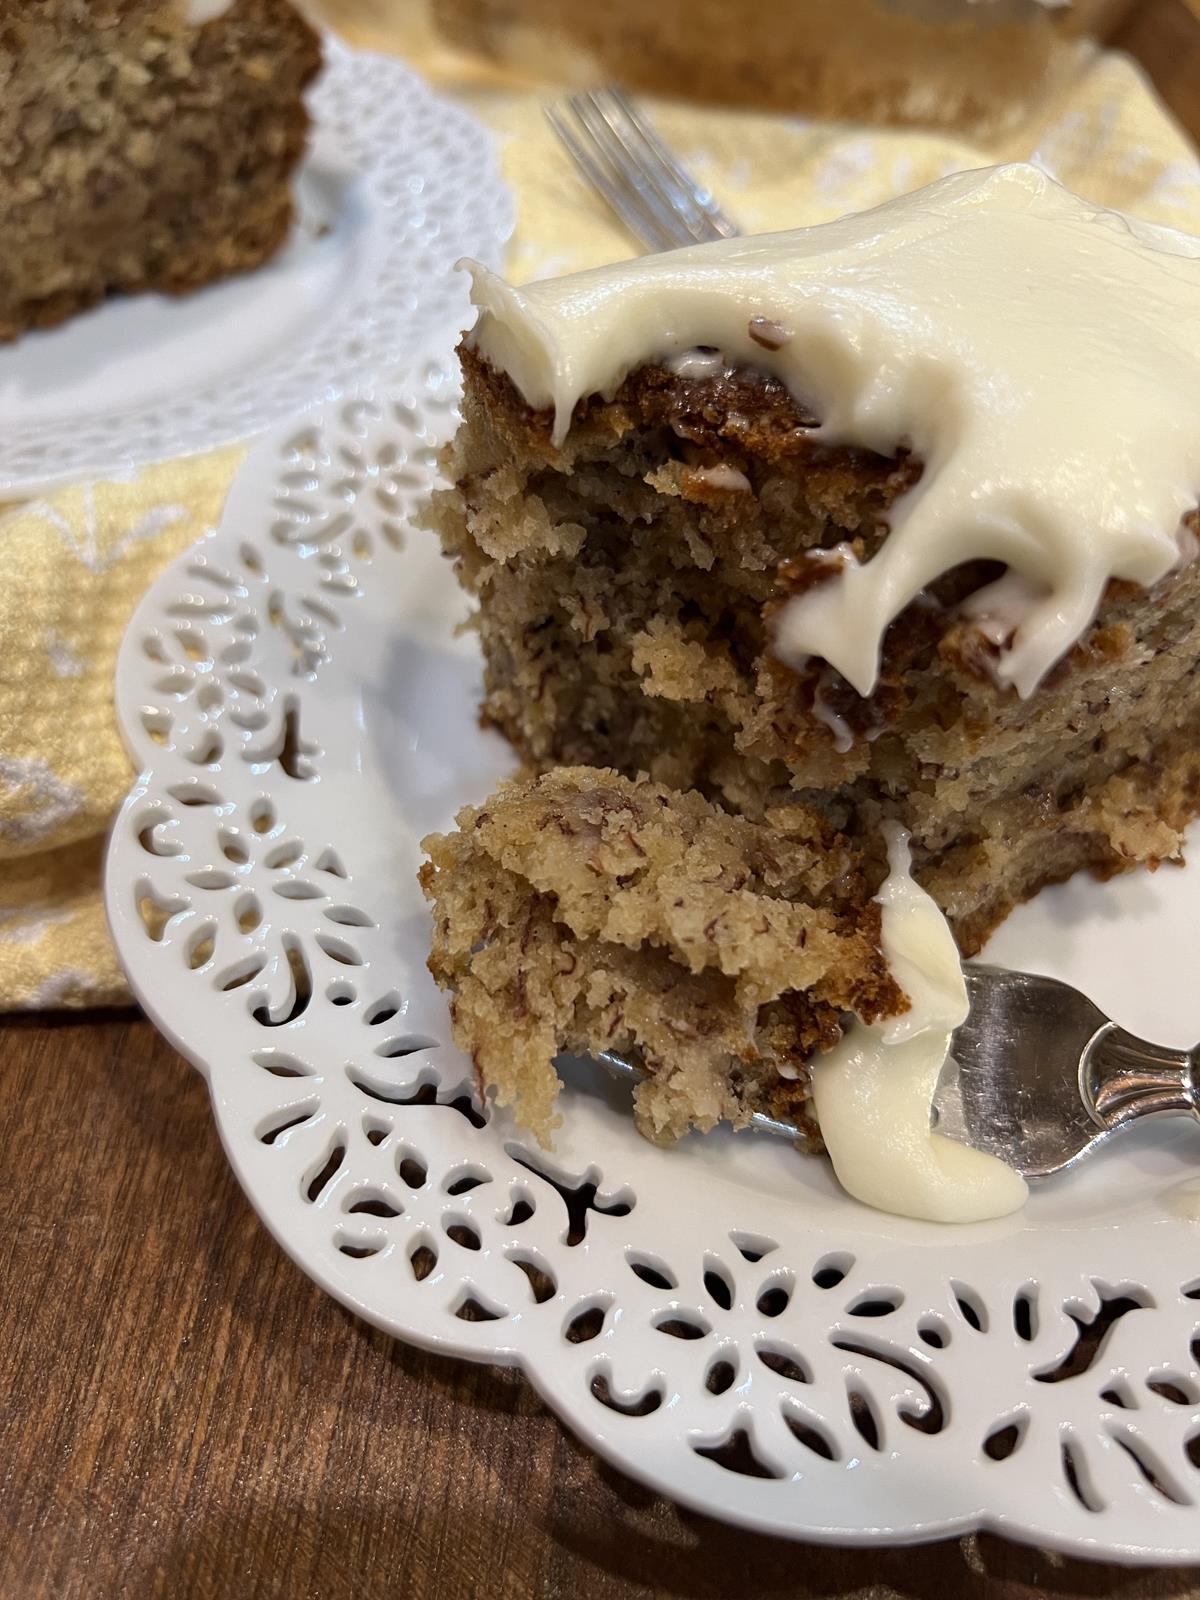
left=599, top=966, right=1200, bottom=1179
left=545, top=87, right=740, bottom=252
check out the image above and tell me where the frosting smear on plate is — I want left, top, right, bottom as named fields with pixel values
left=812, top=827, right=1028, bottom=1223
left=465, top=163, right=1200, bottom=698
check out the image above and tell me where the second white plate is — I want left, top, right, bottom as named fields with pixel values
left=0, top=40, right=512, bottom=497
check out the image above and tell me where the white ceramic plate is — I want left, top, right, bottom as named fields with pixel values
left=0, top=41, right=512, bottom=498
left=106, top=359, right=1200, bottom=1564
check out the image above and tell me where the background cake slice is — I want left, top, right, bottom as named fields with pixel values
left=0, top=0, right=321, bottom=341
left=429, top=0, right=1133, bottom=133
left=420, top=768, right=905, bottom=1144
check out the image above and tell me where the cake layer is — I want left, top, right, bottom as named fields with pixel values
left=419, top=768, right=905, bottom=1144
left=431, top=347, right=1200, bottom=952
left=0, top=0, right=321, bottom=340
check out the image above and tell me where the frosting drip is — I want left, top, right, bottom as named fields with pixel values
left=811, top=828, right=1028, bottom=1223
left=465, top=164, right=1200, bottom=698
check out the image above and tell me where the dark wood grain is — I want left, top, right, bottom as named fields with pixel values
left=4, top=6, right=1200, bottom=1595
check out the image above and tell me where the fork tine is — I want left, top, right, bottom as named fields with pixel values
left=574, top=90, right=716, bottom=248
left=595, top=88, right=740, bottom=243
left=545, top=100, right=685, bottom=253
left=567, top=94, right=697, bottom=250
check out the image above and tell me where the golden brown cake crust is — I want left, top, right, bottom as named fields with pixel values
left=0, top=0, right=321, bottom=341
left=430, top=345, right=1200, bottom=955
left=460, top=343, right=923, bottom=504
left=420, top=767, right=905, bottom=1146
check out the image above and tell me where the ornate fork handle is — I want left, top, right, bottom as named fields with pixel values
left=1080, top=1023, right=1200, bottom=1132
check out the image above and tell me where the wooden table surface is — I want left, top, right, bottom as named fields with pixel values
left=4, top=6, right=1200, bottom=1597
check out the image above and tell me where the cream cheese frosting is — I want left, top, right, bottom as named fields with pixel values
left=811, top=827, right=1028, bottom=1223
left=465, top=163, right=1200, bottom=699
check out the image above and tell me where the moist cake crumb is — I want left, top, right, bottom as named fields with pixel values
left=430, top=347, right=1200, bottom=956
left=420, top=767, right=906, bottom=1145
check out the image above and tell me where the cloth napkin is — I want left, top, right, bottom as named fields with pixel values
left=3, top=30, right=1199, bottom=1010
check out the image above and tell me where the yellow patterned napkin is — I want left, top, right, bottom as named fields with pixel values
left=3, top=35, right=1198, bottom=1009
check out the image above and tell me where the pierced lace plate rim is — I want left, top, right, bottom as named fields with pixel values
left=104, top=363, right=1200, bottom=1565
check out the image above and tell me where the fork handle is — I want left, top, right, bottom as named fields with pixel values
left=1080, top=1023, right=1200, bottom=1132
